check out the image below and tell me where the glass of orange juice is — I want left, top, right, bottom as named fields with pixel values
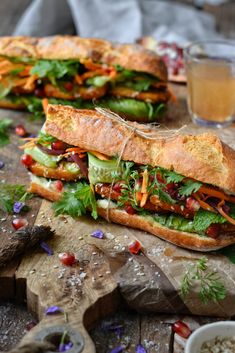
left=184, top=41, right=235, bottom=127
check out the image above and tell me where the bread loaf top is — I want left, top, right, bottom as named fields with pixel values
left=0, top=36, right=167, bottom=81
left=45, top=104, right=235, bottom=193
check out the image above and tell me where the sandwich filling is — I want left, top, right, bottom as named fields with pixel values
left=0, top=56, right=169, bottom=121
left=22, top=132, right=235, bottom=239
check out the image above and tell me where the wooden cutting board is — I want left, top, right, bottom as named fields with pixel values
left=1, top=84, right=235, bottom=353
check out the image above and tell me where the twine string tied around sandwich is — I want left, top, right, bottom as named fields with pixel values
left=95, top=108, right=187, bottom=222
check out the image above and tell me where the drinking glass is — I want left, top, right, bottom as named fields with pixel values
left=184, top=40, right=235, bottom=127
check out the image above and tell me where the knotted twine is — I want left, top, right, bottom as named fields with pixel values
left=95, top=108, right=186, bottom=222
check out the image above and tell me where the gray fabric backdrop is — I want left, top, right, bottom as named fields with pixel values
left=14, top=0, right=223, bottom=44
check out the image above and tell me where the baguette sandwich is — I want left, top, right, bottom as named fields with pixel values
left=21, top=104, right=235, bottom=251
left=0, top=36, right=170, bottom=122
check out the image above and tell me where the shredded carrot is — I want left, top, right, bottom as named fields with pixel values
left=82, top=59, right=103, bottom=71
left=23, top=74, right=37, bottom=90
left=19, top=141, right=36, bottom=149
left=140, top=193, right=148, bottom=207
left=66, top=147, right=87, bottom=153
left=42, top=98, right=49, bottom=114
left=199, top=185, right=235, bottom=203
left=217, top=207, right=235, bottom=226
left=194, top=195, right=215, bottom=212
left=74, top=74, right=83, bottom=85
left=141, top=169, right=149, bottom=194
left=136, top=191, right=142, bottom=203
left=89, top=150, right=110, bottom=160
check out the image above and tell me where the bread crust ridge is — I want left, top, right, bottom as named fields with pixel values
left=45, top=104, right=235, bottom=193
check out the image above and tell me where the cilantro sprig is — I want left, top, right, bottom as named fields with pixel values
left=0, top=118, right=13, bottom=147
left=180, top=257, right=227, bottom=304
left=0, top=183, right=31, bottom=214
left=30, top=60, right=80, bottom=86
left=53, top=182, right=97, bottom=219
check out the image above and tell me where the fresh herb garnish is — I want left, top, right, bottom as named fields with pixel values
left=179, top=180, right=202, bottom=197
left=53, top=182, right=97, bottom=219
left=0, top=118, right=12, bottom=147
left=148, top=167, right=176, bottom=204
left=30, top=60, right=80, bottom=85
left=163, top=170, right=184, bottom=184
left=0, top=184, right=31, bottom=213
left=180, top=257, right=227, bottom=304
left=37, top=131, right=57, bottom=145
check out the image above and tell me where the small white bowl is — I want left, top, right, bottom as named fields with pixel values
left=185, top=321, right=235, bottom=353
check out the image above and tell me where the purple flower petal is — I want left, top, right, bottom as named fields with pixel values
left=59, top=342, right=73, bottom=352
left=45, top=306, right=63, bottom=315
left=0, top=161, right=4, bottom=169
left=136, top=344, right=147, bottom=353
left=91, top=229, right=104, bottom=239
left=40, top=241, right=54, bottom=255
left=13, top=201, right=25, bottom=214
left=109, top=346, right=124, bottom=353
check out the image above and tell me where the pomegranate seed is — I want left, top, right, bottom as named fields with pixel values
left=112, top=182, right=123, bottom=194
left=51, top=140, right=67, bottom=151
left=34, top=87, right=45, bottom=98
left=173, top=320, right=191, bottom=339
left=128, top=240, right=142, bottom=254
left=64, top=82, right=74, bottom=91
left=21, top=154, right=33, bottom=167
left=186, top=197, right=200, bottom=212
left=54, top=180, right=63, bottom=192
left=12, top=218, right=28, bottom=230
left=124, top=204, right=136, bottom=215
left=206, top=224, right=220, bottom=238
left=58, top=252, right=76, bottom=266
left=15, top=124, right=27, bottom=137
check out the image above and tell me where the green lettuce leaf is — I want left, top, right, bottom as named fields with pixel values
left=192, top=209, right=227, bottom=234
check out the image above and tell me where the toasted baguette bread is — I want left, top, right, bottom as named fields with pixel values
left=29, top=179, right=235, bottom=251
left=28, top=162, right=82, bottom=181
left=45, top=104, right=235, bottom=193
left=0, top=36, right=167, bottom=81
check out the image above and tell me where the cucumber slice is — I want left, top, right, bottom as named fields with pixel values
left=25, top=146, right=60, bottom=168
left=65, top=162, right=81, bottom=174
left=88, top=153, right=122, bottom=184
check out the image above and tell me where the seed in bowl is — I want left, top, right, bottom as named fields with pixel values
left=200, top=336, right=235, bottom=353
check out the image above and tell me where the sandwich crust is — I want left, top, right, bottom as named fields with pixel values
left=97, top=207, right=235, bottom=251
left=28, top=181, right=235, bottom=251
left=0, top=36, right=167, bottom=81
left=46, top=104, right=235, bottom=193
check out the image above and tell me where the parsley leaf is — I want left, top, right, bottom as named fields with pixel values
left=30, top=60, right=80, bottom=85
left=53, top=182, right=98, bottom=219
left=179, top=180, right=202, bottom=196
left=163, top=170, right=184, bottom=184
left=180, top=257, right=227, bottom=304
left=37, top=132, right=57, bottom=145
left=192, top=209, right=226, bottom=234
left=0, top=118, right=12, bottom=147
left=0, top=184, right=31, bottom=213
